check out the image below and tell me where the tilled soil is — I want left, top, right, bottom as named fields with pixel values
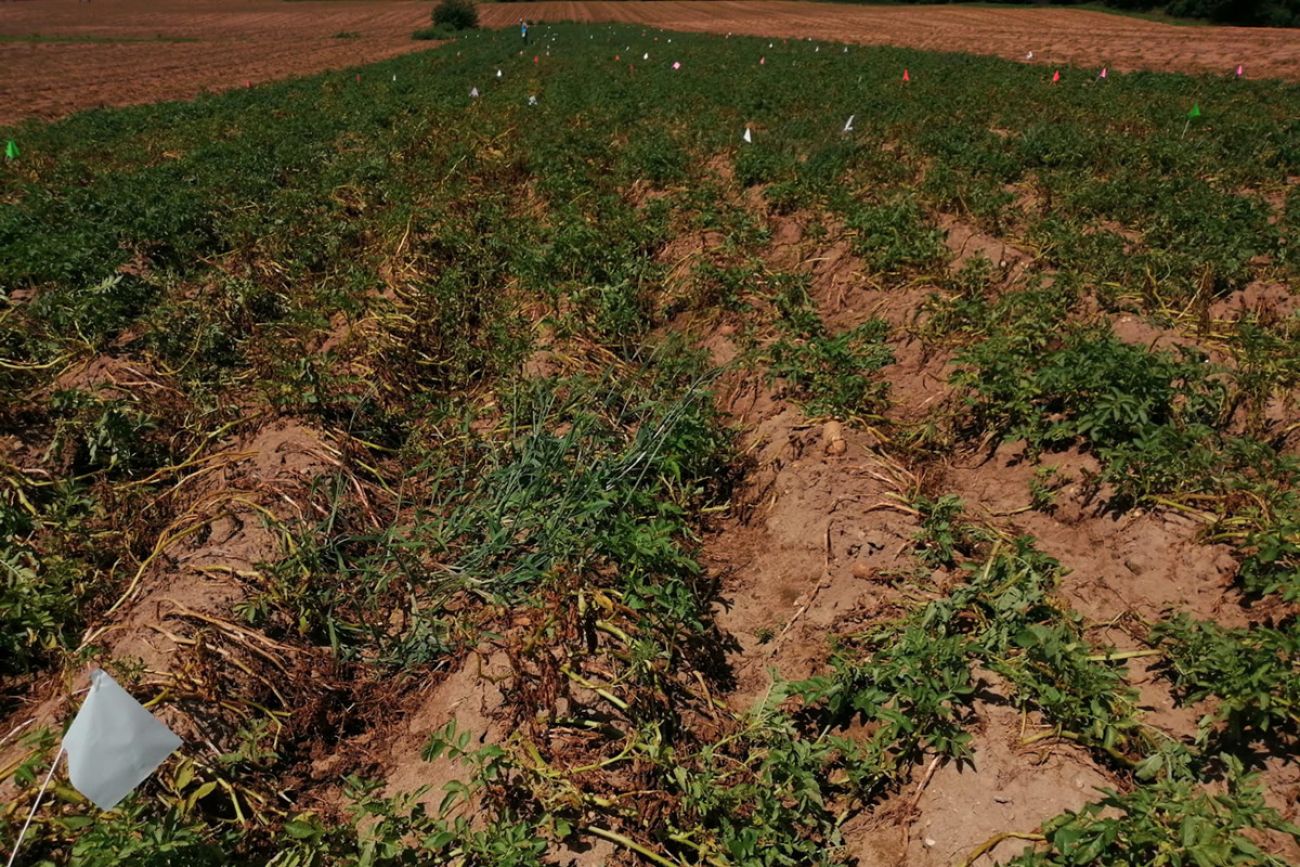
left=479, top=1, right=1299, bottom=81
left=0, top=0, right=431, bottom=124
left=3, top=1, right=1298, bottom=125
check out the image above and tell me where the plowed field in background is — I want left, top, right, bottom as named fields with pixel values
left=0, top=0, right=430, bottom=124
left=3, top=0, right=1299, bottom=125
left=481, top=1, right=1298, bottom=79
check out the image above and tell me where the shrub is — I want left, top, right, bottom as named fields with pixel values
left=432, top=0, right=478, bottom=31
left=412, top=25, right=455, bottom=41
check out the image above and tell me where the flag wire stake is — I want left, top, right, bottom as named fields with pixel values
left=6, top=746, right=64, bottom=867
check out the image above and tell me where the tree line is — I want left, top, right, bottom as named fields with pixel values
left=835, top=0, right=1299, bottom=28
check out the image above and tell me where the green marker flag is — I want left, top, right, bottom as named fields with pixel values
left=4, top=140, right=16, bottom=160
left=1187, top=103, right=1201, bottom=119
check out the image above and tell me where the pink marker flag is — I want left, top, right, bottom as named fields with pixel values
left=902, top=68, right=910, bottom=83
left=1052, top=69, right=1060, bottom=83
left=672, top=61, right=681, bottom=70
left=1236, top=64, right=1244, bottom=78
left=1100, top=67, right=1108, bottom=80
left=760, top=56, right=766, bottom=65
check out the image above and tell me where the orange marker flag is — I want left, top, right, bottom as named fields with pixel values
left=902, top=68, right=910, bottom=83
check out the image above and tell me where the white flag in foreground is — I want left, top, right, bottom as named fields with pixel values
left=742, top=126, right=752, bottom=144
left=64, top=670, right=181, bottom=811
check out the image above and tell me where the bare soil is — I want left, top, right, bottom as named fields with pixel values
left=0, top=0, right=432, bottom=124
left=480, top=1, right=1300, bottom=81
left=668, top=157, right=1300, bottom=864
left=0, top=416, right=340, bottom=793
left=2, top=10, right=1297, bottom=860
left=4, top=1, right=1299, bottom=125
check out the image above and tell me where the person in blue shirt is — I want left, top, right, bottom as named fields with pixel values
left=521, top=20, right=529, bottom=44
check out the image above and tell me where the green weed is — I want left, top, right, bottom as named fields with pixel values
left=1007, top=759, right=1300, bottom=866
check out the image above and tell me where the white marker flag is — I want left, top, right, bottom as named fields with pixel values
left=742, top=126, right=752, bottom=144
left=470, top=87, right=479, bottom=98
left=496, top=69, right=503, bottom=78
left=843, top=115, right=855, bottom=133
left=64, top=670, right=181, bottom=811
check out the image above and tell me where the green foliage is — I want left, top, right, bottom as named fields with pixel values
left=0, top=544, right=79, bottom=677
left=997, top=620, right=1139, bottom=755
left=768, top=318, right=893, bottom=419
left=1028, top=466, right=1064, bottom=512
left=795, top=536, right=1152, bottom=791
left=2, top=21, right=1299, bottom=867
left=1239, top=515, right=1300, bottom=601
left=413, top=24, right=458, bottom=41
left=954, top=319, right=1237, bottom=505
left=949, top=297, right=1300, bottom=599
left=912, top=494, right=983, bottom=568
left=845, top=197, right=946, bottom=274
left=439, top=366, right=732, bottom=626
left=670, top=705, right=854, bottom=865
left=0, top=473, right=98, bottom=679
left=237, top=361, right=734, bottom=668
left=48, top=390, right=162, bottom=476
left=1009, top=759, right=1300, bottom=866
left=266, top=733, right=549, bottom=866
left=432, top=0, right=478, bottom=32
left=957, top=327, right=1223, bottom=460
left=1152, top=614, right=1300, bottom=749
left=793, top=625, right=977, bottom=795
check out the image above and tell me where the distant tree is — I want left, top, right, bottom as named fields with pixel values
left=830, top=0, right=1299, bottom=27
left=433, top=0, right=479, bottom=31
left=1166, top=0, right=1299, bottom=25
